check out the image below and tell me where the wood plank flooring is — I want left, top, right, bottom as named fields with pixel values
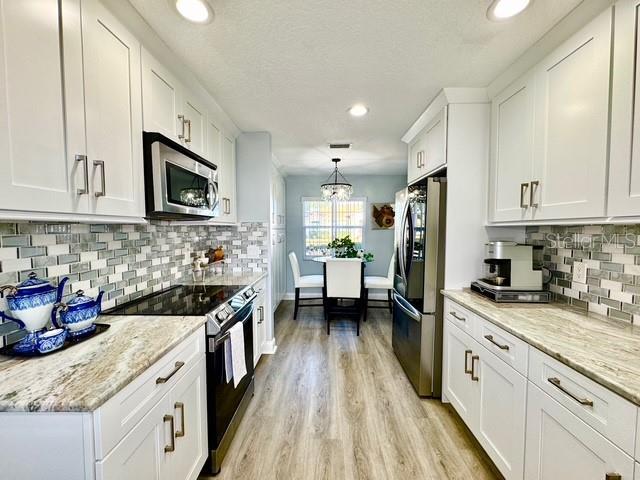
left=214, top=301, right=502, bottom=480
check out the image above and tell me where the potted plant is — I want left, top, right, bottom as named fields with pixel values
left=327, top=235, right=374, bottom=262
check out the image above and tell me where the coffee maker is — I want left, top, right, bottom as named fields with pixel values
left=471, top=241, right=550, bottom=303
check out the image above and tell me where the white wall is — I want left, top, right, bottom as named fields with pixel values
left=285, top=175, right=406, bottom=295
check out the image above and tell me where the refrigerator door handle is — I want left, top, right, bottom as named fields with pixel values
left=393, top=292, right=422, bottom=322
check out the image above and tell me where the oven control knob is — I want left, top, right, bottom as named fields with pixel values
left=244, top=288, right=254, bottom=299
left=216, top=310, right=228, bottom=321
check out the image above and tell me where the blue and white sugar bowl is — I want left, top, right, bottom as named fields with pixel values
left=52, top=289, right=104, bottom=338
left=0, top=273, right=68, bottom=333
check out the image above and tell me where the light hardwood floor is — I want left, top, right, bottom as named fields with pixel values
left=215, top=301, right=502, bottom=480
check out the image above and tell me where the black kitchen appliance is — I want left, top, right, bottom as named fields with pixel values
left=103, top=283, right=257, bottom=475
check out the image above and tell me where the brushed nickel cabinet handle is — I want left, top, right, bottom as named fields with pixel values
left=178, top=114, right=185, bottom=139
left=76, top=155, right=89, bottom=195
left=175, top=402, right=185, bottom=438
left=416, top=151, right=421, bottom=169
left=520, top=182, right=529, bottom=208
left=185, top=119, right=192, bottom=143
left=464, top=349, right=473, bottom=374
left=94, top=160, right=105, bottom=197
left=548, top=377, right=593, bottom=406
left=530, top=180, right=539, bottom=208
left=163, top=414, right=175, bottom=452
left=258, top=306, right=264, bottom=324
left=449, top=311, right=466, bottom=322
left=605, top=473, right=622, bottom=480
left=484, top=334, right=510, bottom=351
left=420, top=151, right=426, bottom=168
left=471, top=355, right=479, bottom=381
left=156, top=361, right=185, bottom=384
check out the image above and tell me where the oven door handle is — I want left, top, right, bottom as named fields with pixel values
left=212, top=303, right=255, bottom=350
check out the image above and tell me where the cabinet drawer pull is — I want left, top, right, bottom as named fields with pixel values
left=76, top=155, right=89, bottom=195
left=163, top=414, right=175, bottom=452
left=464, top=349, right=472, bottom=374
left=449, top=311, right=466, bottom=322
left=530, top=180, right=539, bottom=208
left=548, top=377, right=593, bottom=406
left=94, top=160, right=106, bottom=197
left=156, top=361, right=185, bottom=384
left=471, top=355, right=479, bottom=381
left=520, top=182, right=529, bottom=208
left=605, top=474, right=622, bottom=480
left=178, top=115, right=185, bottom=139
left=484, top=334, right=509, bottom=351
left=175, top=402, right=185, bottom=438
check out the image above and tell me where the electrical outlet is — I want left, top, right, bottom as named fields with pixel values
left=573, top=261, right=587, bottom=284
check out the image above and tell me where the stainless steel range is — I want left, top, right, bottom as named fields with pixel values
left=103, top=283, right=257, bottom=476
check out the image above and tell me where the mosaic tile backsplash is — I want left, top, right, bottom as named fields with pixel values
left=526, top=224, right=640, bottom=323
left=0, top=221, right=269, bottom=313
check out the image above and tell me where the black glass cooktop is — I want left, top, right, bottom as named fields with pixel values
left=103, top=284, right=246, bottom=316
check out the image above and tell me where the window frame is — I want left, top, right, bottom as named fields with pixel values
left=301, top=196, right=367, bottom=260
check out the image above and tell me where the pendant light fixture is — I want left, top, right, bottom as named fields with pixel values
left=320, top=158, right=353, bottom=201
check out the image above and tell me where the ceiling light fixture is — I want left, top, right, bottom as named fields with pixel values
left=349, top=104, right=369, bottom=117
left=321, top=158, right=353, bottom=201
left=486, top=0, right=531, bottom=21
left=173, top=0, right=213, bottom=24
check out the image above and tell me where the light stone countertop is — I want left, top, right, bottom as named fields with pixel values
left=0, top=271, right=267, bottom=413
left=442, top=289, right=640, bottom=406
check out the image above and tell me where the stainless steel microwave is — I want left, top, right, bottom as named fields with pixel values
left=143, top=132, right=219, bottom=219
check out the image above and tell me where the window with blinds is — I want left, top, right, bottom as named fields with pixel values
left=302, top=198, right=366, bottom=258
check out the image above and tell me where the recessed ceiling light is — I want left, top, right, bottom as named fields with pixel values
left=487, top=0, right=532, bottom=21
left=173, top=0, right=213, bottom=24
left=349, top=104, right=369, bottom=117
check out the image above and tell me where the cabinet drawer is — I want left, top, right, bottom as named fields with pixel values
left=476, top=317, right=528, bottom=376
left=444, top=299, right=476, bottom=337
left=93, top=326, right=205, bottom=459
left=528, top=347, right=637, bottom=456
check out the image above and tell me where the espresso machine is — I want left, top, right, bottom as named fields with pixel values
left=471, top=241, right=551, bottom=303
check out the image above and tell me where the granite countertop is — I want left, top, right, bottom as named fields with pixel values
left=182, top=269, right=267, bottom=287
left=0, top=314, right=207, bottom=412
left=442, top=289, right=640, bottom=406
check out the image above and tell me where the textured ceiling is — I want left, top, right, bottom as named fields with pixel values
left=129, top=0, right=584, bottom=175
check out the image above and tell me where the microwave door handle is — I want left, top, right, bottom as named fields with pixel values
left=207, top=181, right=218, bottom=211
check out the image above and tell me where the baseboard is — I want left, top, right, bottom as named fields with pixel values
left=283, top=289, right=391, bottom=301
left=262, top=338, right=277, bottom=355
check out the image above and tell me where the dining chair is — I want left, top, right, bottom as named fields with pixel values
left=288, top=251, right=324, bottom=319
left=364, top=252, right=395, bottom=318
left=323, top=258, right=365, bottom=335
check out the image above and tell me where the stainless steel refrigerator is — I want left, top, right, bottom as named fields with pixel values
left=393, top=174, right=446, bottom=397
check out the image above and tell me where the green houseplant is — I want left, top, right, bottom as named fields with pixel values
left=327, top=235, right=374, bottom=262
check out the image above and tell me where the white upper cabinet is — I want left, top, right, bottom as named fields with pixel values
left=489, top=8, right=612, bottom=223
left=182, top=94, right=207, bottom=158
left=489, top=74, right=536, bottom=222
left=82, top=0, right=144, bottom=217
left=141, top=48, right=184, bottom=143
left=407, top=106, right=447, bottom=184
left=0, top=0, right=86, bottom=214
left=220, top=135, right=237, bottom=223
left=609, top=0, right=640, bottom=217
left=532, top=9, right=611, bottom=220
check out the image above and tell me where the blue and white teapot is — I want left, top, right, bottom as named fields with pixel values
left=0, top=273, right=68, bottom=333
left=52, top=289, right=104, bottom=337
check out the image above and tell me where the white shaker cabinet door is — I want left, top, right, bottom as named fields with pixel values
left=167, top=358, right=208, bottom=480
left=489, top=73, right=535, bottom=222
left=474, top=348, right=526, bottom=480
left=141, top=49, right=184, bottom=143
left=608, top=0, right=640, bottom=217
left=442, top=320, right=475, bottom=426
left=422, top=106, right=447, bottom=175
left=96, top=395, right=172, bottom=480
left=0, top=0, right=87, bottom=214
left=82, top=0, right=144, bottom=217
left=222, top=135, right=237, bottom=222
left=531, top=8, right=611, bottom=220
left=524, top=382, right=634, bottom=480
left=182, top=95, right=207, bottom=158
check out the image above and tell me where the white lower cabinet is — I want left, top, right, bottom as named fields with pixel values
left=475, top=346, right=527, bottom=480
left=444, top=318, right=525, bottom=480
left=253, top=280, right=267, bottom=366
left=524, top=382, right=634, bottom=480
